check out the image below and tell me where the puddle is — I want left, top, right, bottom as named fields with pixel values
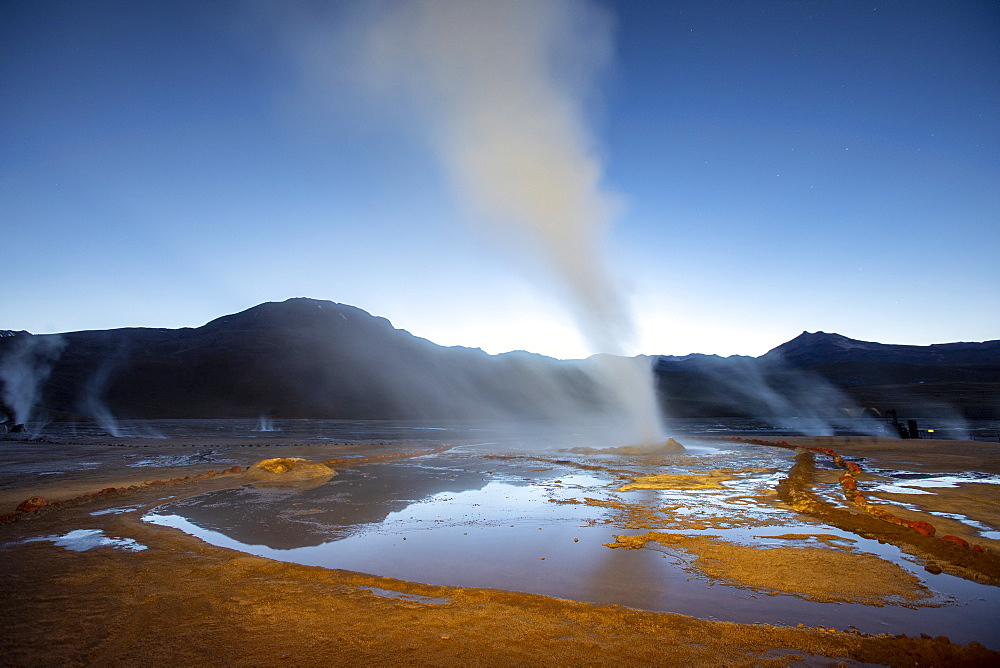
left=359, top=586, right=450, bottom=606
left=930, top=514, right=1000, bottom=541
left=15, top=529, right=147, bottom=552
left=126, top=451, right=230, bottom=468
left=32, top=462, right=105, bottom=477
left=143, top=448, right=1000, bottom=648
left=864, top=472, right=1000, bottom=496
left=863, top=503, right=1000, bottom=542
left=91, top=505, right=145, bottom=516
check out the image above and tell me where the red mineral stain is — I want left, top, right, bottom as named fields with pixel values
left=16, top=496, right=48, bottom=512
left=942, top=535, right=969, bottom=548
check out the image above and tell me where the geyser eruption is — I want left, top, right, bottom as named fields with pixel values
left=0, top=334, right=65, bottom=428
left=344, top=0, right=662, bottom=443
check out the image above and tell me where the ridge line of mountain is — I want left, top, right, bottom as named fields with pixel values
left=3, top=296, right=997, bottom=362
left=1, top=297, right=996, bottom=422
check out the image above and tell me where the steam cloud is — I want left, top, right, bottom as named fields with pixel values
left=80, top=353, right=124, bottom=437
left=356, top=1, right=623, bottom=349
left=693, top=356, right=888, bottom=437
left=0, top=335, right=65, bottom=427
left=288, top=0, right=662, bottom=443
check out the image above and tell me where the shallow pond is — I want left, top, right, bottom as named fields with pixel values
left=144, top=442, right=1000, bottom=647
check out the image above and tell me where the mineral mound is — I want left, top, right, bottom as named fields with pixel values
left=568, top=438, right=686, bottom=455
left=246, top=458, right=335, bottom=481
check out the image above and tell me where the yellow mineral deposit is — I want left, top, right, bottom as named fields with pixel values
left=246, top=458, right=336, bottom=482
left=604, top=531, right=934, bottom=606
left=568, top=438, right=686, bottom=455
left=615, top=470, right=735, bottom=491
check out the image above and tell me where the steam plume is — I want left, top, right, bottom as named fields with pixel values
left=0, top=335, right=65, bottom=426
left=358, top=1, right=624, bottom=348
left=80, top=355, right=123, bottom=437
left=312, top=0, right=662, bottom=442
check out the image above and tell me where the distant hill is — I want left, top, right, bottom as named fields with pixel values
left=652, top=331, right=999, bottom=419
left=1, top=299, right=997, bottom=424
left=763, top=330, right=1000, bottom=366
left=760, top=331, right=1000, bottom=420
left=0, top=299, right=610, bottom=424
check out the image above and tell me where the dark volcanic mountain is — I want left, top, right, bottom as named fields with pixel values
left=0, top=298, right=997, bottom=423
left=653, top=331, right=999, bottom=419
left=0, top=299, right=606, bottom=422
left=760, top=331, right=1000, bottom=420
left=763, top=331, right=1000, bottom=366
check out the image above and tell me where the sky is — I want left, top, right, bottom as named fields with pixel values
left=2, top=0, right=998, bottom=359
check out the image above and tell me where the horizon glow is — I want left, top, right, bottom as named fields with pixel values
left=2, top=1, right=997, bottom=359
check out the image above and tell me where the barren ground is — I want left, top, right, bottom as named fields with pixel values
left=1, top=433, right=998, bottom=666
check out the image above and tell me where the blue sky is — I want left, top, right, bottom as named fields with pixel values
left=2, top=0, right=997, bottom=358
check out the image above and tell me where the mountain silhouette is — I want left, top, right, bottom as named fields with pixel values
left=1, top=298, right=997, bottom=423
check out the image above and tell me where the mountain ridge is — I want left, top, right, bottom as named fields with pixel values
left=5, top=300, right=995, bottom=362
left=763, top=330, right=1000, bottom=366
left=1, top=298, right=997, bottom=423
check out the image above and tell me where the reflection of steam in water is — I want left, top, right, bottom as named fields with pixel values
left=144, top=446, right=1000, bottom=646
left=153, top=463, right=495, bottom=550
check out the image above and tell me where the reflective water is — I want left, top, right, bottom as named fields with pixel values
left=145, top=443, right=1000, bottom=647
left=11, top=529, right=147, bottom=552
left=864, top=471, right=1000, bottom=496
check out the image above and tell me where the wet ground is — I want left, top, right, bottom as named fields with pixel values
left=131, top=439, right=1000, bottom=646
left=3, top=425, right=1000, bottom=665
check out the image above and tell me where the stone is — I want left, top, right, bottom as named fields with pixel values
left=16, top=496, right=48, bottom=512
left=942, top=535, right=969, bottom=548
left=909, top=521, right=935, bottom=537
